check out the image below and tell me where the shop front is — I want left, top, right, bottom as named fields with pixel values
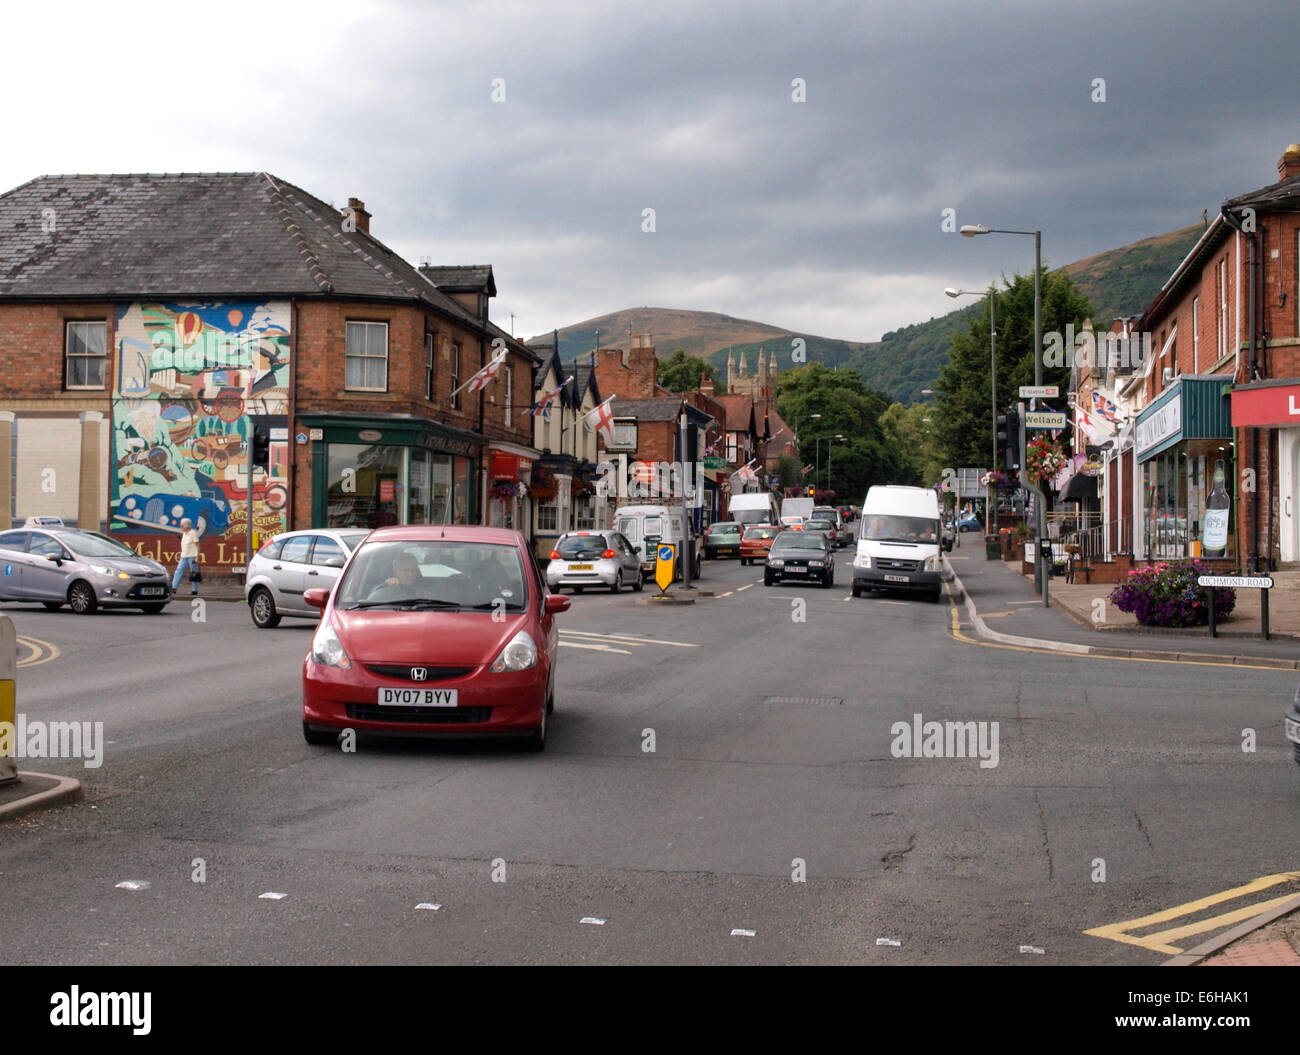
left=486, top=443, right=538, bottom=536
left=1230, top=380, right=1300, bottom=564
left=1134, top=378, right=1234, bottom=561
left=299, top=414, right=483, bottom=529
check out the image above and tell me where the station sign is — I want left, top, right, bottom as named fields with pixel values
left=1019, top=386, right=1059, bottom=398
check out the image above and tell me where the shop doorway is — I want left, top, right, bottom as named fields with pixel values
left=1281, top=428, right=1300, bottom=564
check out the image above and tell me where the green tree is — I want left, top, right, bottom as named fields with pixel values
left=660, top=348, right=722, bottom=393
left=933, top=267, right=1094, bottom=472
left=773, top=453, right=801, bottom=490
left=774, top=364, right=899, bottom=501
left=879, top=402, right=942, bottom=487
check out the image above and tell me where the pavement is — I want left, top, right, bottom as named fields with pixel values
left=945, top=548, right=1300, bottom=965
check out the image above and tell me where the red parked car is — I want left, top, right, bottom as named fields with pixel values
left=301, top=525, right=570, bottom=751
left=739, top=523, right=780, bottom=566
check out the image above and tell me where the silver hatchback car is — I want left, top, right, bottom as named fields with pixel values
left=0, top=527, right=172, bottom=613
left=545, top=530, right=643, bottom=593
left=245, top=528, right=370, bottom=627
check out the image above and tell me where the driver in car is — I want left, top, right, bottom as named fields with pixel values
left=366, top=552, right=424, bottom=602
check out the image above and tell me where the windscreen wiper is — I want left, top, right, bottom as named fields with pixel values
left=346, top=597, right=462, bottom=610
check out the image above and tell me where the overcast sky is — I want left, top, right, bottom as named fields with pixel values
left=4, top=0, right=1297, bottom=345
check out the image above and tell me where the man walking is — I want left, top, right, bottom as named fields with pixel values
left=172, top=518, right=201, bottom=596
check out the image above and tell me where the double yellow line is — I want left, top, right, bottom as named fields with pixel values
left=16, top=635, right=59, bottom=668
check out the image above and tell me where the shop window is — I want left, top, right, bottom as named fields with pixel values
left=325, top=442, right=405, bottom=527
left=65, top=321, right=106, bottom=389
left=346, top=321, right=388, bottom=391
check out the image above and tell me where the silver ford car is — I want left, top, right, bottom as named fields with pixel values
left=0, top=527, right=172, bottom=613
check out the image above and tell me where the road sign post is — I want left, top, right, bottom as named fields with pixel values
left=1198, top=575, right=1274, bottom=640
left=655, top=544, right=676, bottom=594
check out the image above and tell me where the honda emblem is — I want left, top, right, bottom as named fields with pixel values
left=410, top=667, right=428, bottom=681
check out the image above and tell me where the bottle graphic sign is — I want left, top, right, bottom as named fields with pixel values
left=1202, top=459, right=1230, bottom=557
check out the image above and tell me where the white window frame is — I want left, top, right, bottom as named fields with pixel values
left=1192, top=296, right=1199, bottom=373
left=65, top=321, right=107, bottom=389
left=505, top=364, right=513, bottom=426
left=574, top=496, right=596, bottom=530
left=537, top=502, right=558, bottom=532
left=345, top=321, right=388, bottom=392
left=1217, top=259, right=1229, bottom=361
left=425, top=333, right=435, bottom=399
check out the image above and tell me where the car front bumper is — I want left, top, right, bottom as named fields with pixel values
left=303, top=658, right=546, bottom=737
left=1286, top=701, right=1300, bottom=766
left=852, top=568, right=941, bottom=592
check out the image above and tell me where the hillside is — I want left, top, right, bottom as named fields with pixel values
left=536, top=223, right=1207, bottom=405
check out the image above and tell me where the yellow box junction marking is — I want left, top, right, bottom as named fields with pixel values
left=1084, top=871, right=1300, bottom=954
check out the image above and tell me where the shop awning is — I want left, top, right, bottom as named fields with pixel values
left=1061, top=472, right=1098, bottom=502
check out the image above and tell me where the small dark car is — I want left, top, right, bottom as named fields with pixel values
left=763, top=530, right=834, bottom=588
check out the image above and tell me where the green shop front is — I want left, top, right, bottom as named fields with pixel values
left=299, top=414, right=483, bottom=529
left=1133, top=377, right=1234, bottom=560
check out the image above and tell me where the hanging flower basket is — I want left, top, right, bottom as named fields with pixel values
left=491, top=480, right=522, bottom=501
left=980, top=470, right=1014, bottom=489
left=1025, top=437, right=1068, bottom=484
left=570, top=477, right=594, bottom=498
left=529, top=467, right=558, bottom=502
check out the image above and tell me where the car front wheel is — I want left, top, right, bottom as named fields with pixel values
left=68, top=581, right=97, bottom=615
left=764, top=572, right=775, bottom=587
left=250, top=587, right=281, bottom=628
left=303, top=721, right=338, bottom=746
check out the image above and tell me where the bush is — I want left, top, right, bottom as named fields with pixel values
left=1108, top=560, right=1235, bottom=627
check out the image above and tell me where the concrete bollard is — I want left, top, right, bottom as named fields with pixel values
left=0, top=615, right=15, bottom=784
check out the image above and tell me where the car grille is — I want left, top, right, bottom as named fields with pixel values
left=345, top=704, right=492, bottom=724
left=877, top=558, right=920, bottom=572
left=365, top=664, right=476, bottom=681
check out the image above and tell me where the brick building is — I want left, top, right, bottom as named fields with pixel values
left=0, top=173, right=539, bottom=577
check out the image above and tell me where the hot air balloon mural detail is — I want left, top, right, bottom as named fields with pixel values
left=176, top=311, right=204, bottom=347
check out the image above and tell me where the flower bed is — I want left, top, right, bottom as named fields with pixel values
left=1108, top=560, right=1235, bottom=627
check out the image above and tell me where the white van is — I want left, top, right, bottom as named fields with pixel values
left=781, top=496, right=815, bottom=522
left=614, top=504, right=702, bottom=582
left=727, top=492, right=780, bottom=527
left=850, top=485, right=943, bottom=602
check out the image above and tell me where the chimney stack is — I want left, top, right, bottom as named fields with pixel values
left=344, top=197, right=372, bottom=234
left=701, top=377, right=715, bottom=396
left=1278, top=144, right=1300, bottom=183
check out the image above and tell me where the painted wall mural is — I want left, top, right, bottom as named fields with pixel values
left=110, top=302, right=291, bottom=568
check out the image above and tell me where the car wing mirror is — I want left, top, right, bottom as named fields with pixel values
left=303, top=588, right=331, bottom=610
left=544, top=593, right=571, bottom=615
left=46, top=553, right=64, bottom=565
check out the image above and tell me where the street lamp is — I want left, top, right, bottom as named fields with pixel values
left=795, top=412, right=820, bottom=485
left=960, top=222, right=1047, bottom=607
left=945, top=285, right=998, bottom=536
left=823, top=434, right=845, bottom=493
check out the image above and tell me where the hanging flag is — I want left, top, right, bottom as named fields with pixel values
left=1091, top=390, right=1120, bottom=424
left=731, top=459, right=758, bottom=487
left=449, top=348, right=507, bottom=401
left=801, top=464, right=813, bottom=477
left=523, top=383, right=566, bottom=419
left=584, top=396, right=616, bottom=445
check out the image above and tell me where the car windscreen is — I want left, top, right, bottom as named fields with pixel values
left=805, top=520, right=833, bottom=532
left=859, top=514, right=939, bottom=544
left=771, top=532, right=828, bottom=552
left=707, top=524, right=740, bottom=536
left=556, top=534, right=609, bottom=558
left=61, top=533, right=143, bottom=558
left=743, top=526, right=778, bottom=540
left=730, top=509, right=770, bottom=525
left=335, top=539, right=528, bottom=611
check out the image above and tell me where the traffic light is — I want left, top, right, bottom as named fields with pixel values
left=251, top=421, right=270, bottom=470
left=807, top=485, right=815, bottom=497
left=1002, top=407, right=1020, bottom=472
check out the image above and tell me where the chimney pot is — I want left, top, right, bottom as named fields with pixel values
left=344, top=197, right=372, bottom=234
left=1278, top=143, right=1300, bottom=183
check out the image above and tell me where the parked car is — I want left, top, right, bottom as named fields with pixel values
left=546, top=529, right=643, bottom=593
left=0, top=527, right=172, bottom=613
left=704, top=521, right=743, bottom=560
left=246, top=528, right=371, bottom=627
left=957, top=512, right=982, bottom=532
left=301, top=525, right=570, bottom=751
left=739, top=524, right=780, bottom=565
left=764, top=529, right=834, bottom=588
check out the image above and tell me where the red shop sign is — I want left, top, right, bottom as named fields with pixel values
left=379, top=480, right=396, bottom=502
left=491, top=452, right=519, bottom=481
left=1231, top=382, right=1300, bottom=427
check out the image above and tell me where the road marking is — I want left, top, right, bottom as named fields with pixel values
left=842, top=595, right=852, bottom=603
left=16, top=635, right=59, bottom=668
left=718, top=591, right=735, bottom=598
left=879, top=600, right=907, bottom=606
left=1006, top=600, right=1042, bottom=606
left=945, top=597, right=1296, bottom=671
left=737, top=584, right=756, bottom=592
left=558, top=641, right=633, bottom=655
left=981, top=611, right=1015, bottom=619
left=1084, top=872, right=1300, bottom=954
left=560, top=630, right=698, bottom=648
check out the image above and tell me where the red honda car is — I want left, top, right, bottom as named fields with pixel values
left=301, top=525, right=570, bottom=751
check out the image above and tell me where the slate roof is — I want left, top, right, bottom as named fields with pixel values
left=0, top=172, right=481, bottom=329
left=713, top=394, right=758, bottom=434
left=611, top=397, right=712, bottom=425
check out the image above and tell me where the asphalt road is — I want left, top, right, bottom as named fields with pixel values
left=2, top=549, right=1298, bottom=965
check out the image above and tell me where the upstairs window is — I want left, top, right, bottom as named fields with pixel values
left=451, top=342, right=462, bottom=409
left=65, top=321, right=106, bottom=389
left=345, top=321, right=388, bottom=391
left=425, top=333, right=435, bottom=399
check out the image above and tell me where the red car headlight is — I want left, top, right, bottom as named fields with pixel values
left=310, top=620, right=351, bottom=669
left=489, top=630, right=537, bottom=672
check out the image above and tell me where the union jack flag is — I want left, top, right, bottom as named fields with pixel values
left=523, top=383, right=566, bottom=419
left=1091, top=390, right=1119, bottom=424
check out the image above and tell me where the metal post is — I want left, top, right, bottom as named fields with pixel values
left=1208, top=587, right=1217, bottom=638
left=679, top=411, right=695, bottom=590
left=1262, top=587, right=1270, bottom=641
left=1033, top=230, right=1046, bottom=607
left=988, top=288, right=997, bottom=537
